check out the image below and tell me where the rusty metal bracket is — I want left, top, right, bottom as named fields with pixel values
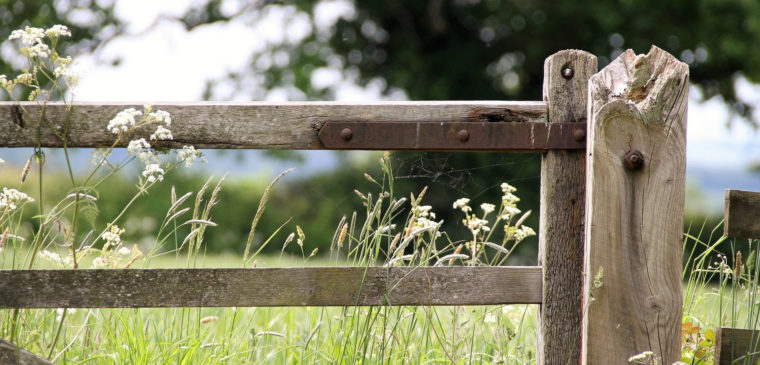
left=318, top=121, right=586, bottom=151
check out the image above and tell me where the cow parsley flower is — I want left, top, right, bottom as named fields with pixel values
left=148, top=110, right=171, bottom=126
left=101, top=224, right=125, bottom=248
left=107, top=108, right=142, bottom=134
left=177, top=146, right=206, bottom=168
left=0, top=188, right=34, bottom=212
left=480, top=203, right=495, bottom=215
left=9, top=26, right=45, bottom=46
left=142, top=163, right=165, bottom=183
left=150, top=125, right=173, bottom=141
left=54, top=65, right=78, bottom=86
left=127, top=138, right=153, bottom=163
left=453, top=198, right=471, bottom=213
left=25, top=42, right=50, bottom=58
left=45, top=25, right=71, bottom=38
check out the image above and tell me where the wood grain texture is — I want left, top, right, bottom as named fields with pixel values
left=537, top=49, right=597, bottom=365
left=0, top=101, right=546, bottom=149
left=582, top=46, right=688, bottom=364
left=724, top=189, right=760, bottom=239
left=0, top=339, right=53, bottom=365
left=0, top=266, right=542, bottom=308
left=714, top=327, right=760, bottom=365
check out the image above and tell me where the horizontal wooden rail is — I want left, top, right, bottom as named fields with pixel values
left=0, top=101, right=557, bottom=150
left=724, top=189, right=760, bottom=239
left=0, top=266, right=542, bottom=308
left=714, top=327, right=760, bottom=365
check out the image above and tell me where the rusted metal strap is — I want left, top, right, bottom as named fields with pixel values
left=318, top=121, right=586, bottom=151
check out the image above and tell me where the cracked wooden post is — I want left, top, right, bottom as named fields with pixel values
left=582, top=46, right=688, bottom=363
left=538, top=49, right=597, bottom=365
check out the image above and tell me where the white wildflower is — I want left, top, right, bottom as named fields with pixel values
left=501, top=205, right=521, bottom=220
left=466, top=217, right=490, bottom=235
left=9, top=26, right=45, bottom=46
left=101, top=224, right=124, bottom=248
left=142, top=163, right=165, bottom=183
left=150, top=125, right=173, bottom=141
left=117, top=247, right=131, bottom=256
left=0, top=75, right=8, bottom=89
left=14, top=72, right=33, bottom=85
left=0, top=187, right=34, bottom=212
left=513, top=225, right=536, bottom=242
left=92, top=256, right=109, bottom=268
left=503, top=193, right=520, bottom=205
left=453, top=198, right=471, bottom=213
left=90, top=148, right=112, bottom=166
left=107, top=108, right=142, bottom=134
left=25, top=42, right=50, bottom=58
left=54, top=65, right=78, bottom=86
left=177, top=146, right=206, bottom=168
left=38, top=250, right=62, bottom=264
left=127, top=138, right=154, bottom=163
left=148, top=110, right=171, bottom=126
left=500, top=182, right=516, bottom=194
left=628, top=351, right=654, bottom=363
left=45, top=25, right=71, bottom=38
left=480, top=203, right=495, bottom=214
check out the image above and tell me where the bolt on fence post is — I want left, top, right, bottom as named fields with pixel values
left=582, top=46, right=688, bottom=364
left=537, top=49, right=597, bottom=365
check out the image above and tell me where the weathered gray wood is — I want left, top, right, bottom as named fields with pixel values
left=0, top=101, right=546, bottom=149
left=724, top=189, right=760, bottom=239
left=537, top=49, right=597, bottom=365
left=0, top=266, right=542, bottom=308
left=0, top=339, right=53, bottom=365
left=714, top=327, right=760, bottom=365
left=582, top=46, right=688, bottom=364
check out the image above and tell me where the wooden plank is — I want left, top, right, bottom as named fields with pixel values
left=714, top=327, right=760, bottom=365
left=724, top=189, right=760, bottom=239
left=318, top=121, right=585, bottom=151
left=0, top=101, right=546, bottom=149
left=582, top=46, right=689, bottom=363
left=0, top=266, right=542, bottom=308
left=537, top=49, right=597, bottom=365
left=0, top=339, right=53, bottom=365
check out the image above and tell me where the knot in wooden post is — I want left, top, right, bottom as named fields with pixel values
left=623, top=149, right=644, bottom=170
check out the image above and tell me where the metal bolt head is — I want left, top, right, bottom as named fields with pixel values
left=456, top=129, right=470, bottom=142
left=573, top=128, right=586, bottom=142
left=561, top=66, right=574, bottom=79
left=340, top=128, right=353, bottom=141
left=623, top=149, right=644, bottom=170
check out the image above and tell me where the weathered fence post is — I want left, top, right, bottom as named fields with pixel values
left=538, top=49, right=597, bottom=364
left=582, top=46, right=688, bottom=363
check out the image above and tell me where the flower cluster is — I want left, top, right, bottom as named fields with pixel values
left=108, top=105, right=205, bottom=184
left=0, top=187, right=34, bottom=213
left=101, top=224, right=125, bottom=248
left=452, top=182, right=536, bottom=265
left=411, top=205, right=440, bottom=229
left=177, top=145, right=206, bottom=168
left=3, top=25, right=78, bottom=93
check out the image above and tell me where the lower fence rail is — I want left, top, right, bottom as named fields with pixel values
left=0, top=266, right=542, bottom=308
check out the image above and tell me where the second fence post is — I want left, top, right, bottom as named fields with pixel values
left=538, top=49, right=597, bottom=365
left=582, top=46, right=688, bottom=363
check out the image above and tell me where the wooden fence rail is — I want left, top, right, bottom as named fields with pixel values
left=0, top=267, right=542, bottom=308
left=716, top=190, right=760, bottom=364
left=0, top=46, right=689, bottom=364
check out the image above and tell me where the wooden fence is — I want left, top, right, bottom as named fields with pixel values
left=0, top=46, right=689, bottom=364
left=715, top=189, right=760, bottom=365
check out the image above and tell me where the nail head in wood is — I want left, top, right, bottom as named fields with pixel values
left=340, top=128, right=353, bottom=141
left=456, top=129, right=469, bottom=142
left=561, top=66, right=574, bottom=79
left=623, top=149, right=644, bottom=170
left=573, top=128, right=586, bottom=142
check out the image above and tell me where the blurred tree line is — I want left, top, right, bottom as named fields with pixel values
left=1, top=0, right=758, bottom=261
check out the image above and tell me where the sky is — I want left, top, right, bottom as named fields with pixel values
left=6, top=0, right=760, bottom=213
